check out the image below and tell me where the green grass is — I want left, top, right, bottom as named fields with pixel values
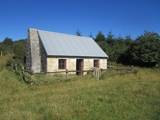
left=0, top=57, right=160, bottom=120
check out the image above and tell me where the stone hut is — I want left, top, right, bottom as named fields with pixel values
left=26, top=28, right=108, bottom=74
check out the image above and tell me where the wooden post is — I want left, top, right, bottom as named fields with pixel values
left=97, top=69, right=98, bottom=80
left=81, top=70, right=83, bottom=77
left=93, top=68, right=95, bottom=76
left=97, top=69, right=99, bottom=80
left=65, top=69, right=68, bottom=80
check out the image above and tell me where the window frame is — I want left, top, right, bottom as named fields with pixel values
left=58, top=59, right=66, bottom=69
left=94, top=59, right=99, bottom=68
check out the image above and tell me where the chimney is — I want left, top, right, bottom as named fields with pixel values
left=26, top=28, right=41, bottom=73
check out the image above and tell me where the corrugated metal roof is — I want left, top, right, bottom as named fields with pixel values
left=37, top=29, right=108, bottom=58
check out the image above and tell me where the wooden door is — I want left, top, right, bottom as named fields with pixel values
left=76, top=59, right=84, bottom=75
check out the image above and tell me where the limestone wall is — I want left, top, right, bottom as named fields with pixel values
left=39, top=39, right=47, bottom=72
left=66, top=58, right=76, bottom=71
left=100, top=59, right=107, bottom=69
left=28, top=28, right=41, bottom=73
left=25, top=37, right=31, bottom=72
left=47, top=57, right=107, bottom=73
left=47, top=58, right=58, bottom=72
left=47, top=58, right=76, bottom=72
left=83, top=59, right=94, bottom=70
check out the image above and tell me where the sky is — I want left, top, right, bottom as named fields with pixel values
left=0, top=0, right=160, bottom=41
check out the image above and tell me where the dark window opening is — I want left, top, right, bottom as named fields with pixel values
left=94, top=60, right=99, bottom=68
left=76, top=59, right=84, bottom=75
left=58, top=59, right=66, bottom=69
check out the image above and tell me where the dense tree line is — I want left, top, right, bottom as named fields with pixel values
left=95, top=31, right=160, bottom=67
left=0, top=38, right=26, bottom=64
left=1, top=31, right=160, bottom=67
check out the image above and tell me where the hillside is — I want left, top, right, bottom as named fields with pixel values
left=0, top=57, right=160, bottom=120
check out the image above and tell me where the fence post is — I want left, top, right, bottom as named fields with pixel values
left=93, top=68, right=95, bottom=76
left=93, top=68, right=100, bottom=80
left=97, top=69, right=99, bottom=80
left=65, top=69, right=68, bottom=80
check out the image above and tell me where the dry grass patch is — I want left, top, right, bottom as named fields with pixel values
left=0, top=63, right=160, bottom=120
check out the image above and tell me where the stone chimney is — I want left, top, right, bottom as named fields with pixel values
left=26, top=28, right=41, bottom=73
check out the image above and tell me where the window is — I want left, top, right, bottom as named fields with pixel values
left=94, top=60, right=99, bottom=68
left=58, top=59, right=66, bottom=69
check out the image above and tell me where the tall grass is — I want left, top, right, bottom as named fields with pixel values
left=0, top=56, right=12, bottom=71
left=0, top=56, right=160, bottom=120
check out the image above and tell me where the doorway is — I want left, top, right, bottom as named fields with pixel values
left=76, top=59, right=84, bottom=75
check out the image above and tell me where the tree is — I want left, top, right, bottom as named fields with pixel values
left=95, top=32, right=106, bottom=42
left=106, top=32, right=114, bottom=46
left=76, top=31, right=81, bottom=36
left=13, top=39, right=26, bottom=64
left=95, top=32, right=108, bottom=52
left=3, top=37, right=13, bottom=46
left=0, top=37, right=14, bottom=55
left=122, top=32, right=160, bottom=67
left=124, top=35, right=133, bottom=45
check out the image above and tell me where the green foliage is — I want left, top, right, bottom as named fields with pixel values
left=95, top=32, right=108, bottom=52
left=1, top=31, right=160, bottom=68
left=0, top=38, right=14, bottom=55
left=3, top=37, right=13, bottom=45
left=13, top=39, right=26, bottom=63
left=106, top=32, right=114, bottom=45
left=0, top=38, right=26, bottom=64
left=95, top=31, right=160, bottom=67
left=107, top=36, right=132, bottom=61
left=95, top=32, right=106, bottom=42
left=0, top=56, right=12, bottom=71
left=95, top=32, right=133, bottom=62
left=121, top=32, right=160, bottom=67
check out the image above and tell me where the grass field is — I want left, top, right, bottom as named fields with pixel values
left=0, top=57, right=160, bottom=120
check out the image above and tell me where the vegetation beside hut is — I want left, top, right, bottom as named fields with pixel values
left=0, top=31, right=160, bottom=119
left=0, top=56, right=160, bottom=119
